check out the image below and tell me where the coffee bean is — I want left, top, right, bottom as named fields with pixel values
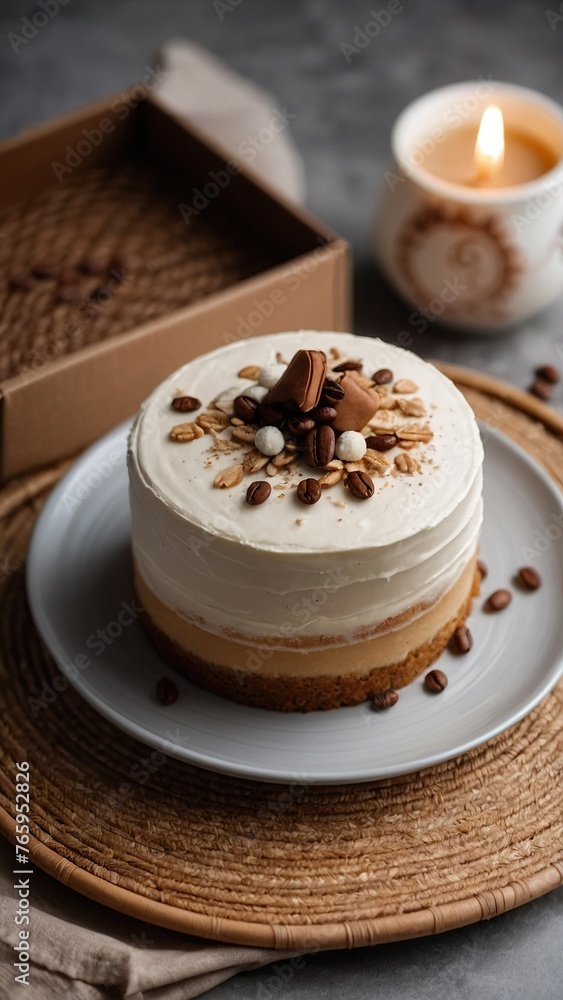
left=529, top=378, right=552, bottom=401
left=424, top=669, right=448, bottom=693
left=365, top=433, right=398, bottom=452
left=156, top=677, right=178, bottom=705
left=81, top=256, right=106, bottom=275
left=9, top=272, right=34, bottom=291
left=172, top=395, right=201, bottom=412
left=297, top=478, right=322, bottom=504
left=305, top=424, right=335, bottom=467
left=234, top=395, right=260, bottom=423
left=246, top=480, right=271, bottom=506
left=258, top=402, right=284, bottom=426
left=286, top=415, right=315, bottom=438
left=517, top=566, right=542, bottom=590
left=32, top=265, right=55, bottom=280
left=535, top=364, right=560, bottom=385
left=486, top=589, right=512, bottom=612
left=59, top=267, right=79, bottom=284
left=312, top=405, right=337, bottom=424
left=372, top=368, right=393, bottom=385
left=56, top=286, right=78, bottom=303
left=321, top=379, right=345, bottom=403
left=370, top=688, right=399, bottom=710
left=477, top=559, right=488, bottom=579
left=449, top=625, right=473, bottom=654
left=333, top=359, right=363, bottom=373
left=346, top=470, right=375, bottom=499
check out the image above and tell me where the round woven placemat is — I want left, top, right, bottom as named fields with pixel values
left=0, top=365, right=562, bottom=950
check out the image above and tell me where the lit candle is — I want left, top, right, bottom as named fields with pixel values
left=375, top=82, right=563, bottom=332
left=420, top=104, right=557, bottom=188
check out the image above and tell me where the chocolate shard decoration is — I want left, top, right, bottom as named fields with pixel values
left=331, top=371, right=379, bottom=432
left=266, top=350, right=327, bottom=412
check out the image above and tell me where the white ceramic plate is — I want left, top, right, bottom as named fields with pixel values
left=27, top=420, right=563, bottom=784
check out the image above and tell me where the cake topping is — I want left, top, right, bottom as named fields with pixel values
left=246, top=480, right=272, bottom=505
left=335, top=431, right=367, bottom=462
left=346, top=470, right=375, bottom=499
left=297, top=478, right=322, bottom=505
left=330, top=372, right=379, bottom=432
left=254, top=426, right=285, bottom=456
left=166, top=341, right=441, bottom=510
left=172, top=395, right=201, bottom=412
left=266, top=349, right=327, bottom=412
left=305, top=424, right=336, bottom=468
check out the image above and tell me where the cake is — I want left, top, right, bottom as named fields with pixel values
left=128, top=331, right=483, bottom=711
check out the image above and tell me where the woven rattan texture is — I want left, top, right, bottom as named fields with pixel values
left=0, top=158, right=274, bottom=381
left=0, top=379, right=562, bottom=949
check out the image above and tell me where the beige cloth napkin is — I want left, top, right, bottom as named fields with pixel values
left=0, top=836, right=300, bottom=998
left=0, top=40, right=307, bottom=1000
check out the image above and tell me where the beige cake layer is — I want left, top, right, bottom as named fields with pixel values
left=135, top=554, right=479, bottom=711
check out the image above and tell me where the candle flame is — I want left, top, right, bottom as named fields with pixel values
left=474, top=106, right=505, bottom=178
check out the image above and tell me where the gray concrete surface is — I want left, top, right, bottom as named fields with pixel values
left=1, top=1, right=561, bottom=997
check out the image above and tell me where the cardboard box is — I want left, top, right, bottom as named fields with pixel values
left=0, top=91, right=351, bottom=480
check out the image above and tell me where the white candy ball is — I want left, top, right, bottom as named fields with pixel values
left=254, top=426, right=285, bottom=456
left=335, top=431, right=367, bottom=462
left=258, top=362, right=287, bottom=389
left=244, top=384, right=269, bottom=403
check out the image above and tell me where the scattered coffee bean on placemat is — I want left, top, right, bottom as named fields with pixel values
left=246, top=481, right=271, bottom=506
left=486, top=589, right=512, bottom=611
left=370, top=688, right=399, bottom=710
left=535, top=364, right=560, bottom=384
left=516, top=566, right=542, bottom=590
left=449, top=625, right=473, bottom=654
left=529, top=378, right=552, bottom=401
left=156, top=677, right=178, bottom=705
left=424, top=669, right=448, bottom=693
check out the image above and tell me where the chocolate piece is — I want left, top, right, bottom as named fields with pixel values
left=424, top=669, right=448, bottom=693
left=449, top=625, right=473, bottom=654
left=286, top=415, right=316, bottom=438
left=234, top=395, right=260, bottom=423
left=372, top=368, right=393, bottom=385
left=331, top=372, right=379, bottom=432
left=333, top=359, right=362, bottom=373
left=370, top=688, right=399, bottom=710
left=321, top=379, right=345, bottom=403
left=266, top=349, right=327, bottom=412
left=156, top=677, right=178, bottom=705
left=172, top=395, right=201, bottom=412
left=305, top=425, right=335, bottom=468
left=365, top=433, right=398, bottom=452
left=535, top=364, right=560, bottom=384
left=517, top=566, right=541, bottom=590
left=246, top=481, right=272, bottom=506
left=297, top=478, right=322, bottom=504
left=346, top=470, right=375, bottom=499
left=486, top=589, right=512, bottom=611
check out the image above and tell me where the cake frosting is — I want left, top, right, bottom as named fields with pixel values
left=128, top=331, right=483, bottom=650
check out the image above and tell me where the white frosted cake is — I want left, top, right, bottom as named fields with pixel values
left=128, top=331, right=483, bottom=711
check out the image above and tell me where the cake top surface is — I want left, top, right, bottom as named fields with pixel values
left=129, top=331, right=483, bottom=554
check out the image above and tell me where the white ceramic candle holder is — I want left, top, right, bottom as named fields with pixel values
left=375, top=82, right=563, bottom=333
